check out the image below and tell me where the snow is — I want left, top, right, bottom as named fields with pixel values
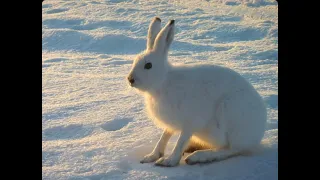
left=42, top=0, right=278, bottom=179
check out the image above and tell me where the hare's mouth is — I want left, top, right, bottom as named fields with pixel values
left=128, top=81, right=134, bottom=87
left=128, top=80, right=138, bottom=88
left=129, top=81, right=144, bottom=91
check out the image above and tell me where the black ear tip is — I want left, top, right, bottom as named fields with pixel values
left=155, top=17, right=161, bottom=22
left=169, top=20, right=175, bottom=25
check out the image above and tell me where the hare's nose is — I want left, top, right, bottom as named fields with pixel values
left=127, top=75, right=135, bottom=84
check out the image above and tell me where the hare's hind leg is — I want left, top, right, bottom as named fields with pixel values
left=184, top=143, right=204, bottom=153
left=184, top=141, right=210, bottom=154
left=185, top=148, right=243, bottom=165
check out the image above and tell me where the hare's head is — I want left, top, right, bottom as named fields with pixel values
left=127, top=17, right=175, bottom=92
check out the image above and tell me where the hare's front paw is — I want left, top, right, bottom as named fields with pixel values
left=140, top=152, right=163, bottom=163
left=154, top=155, right=180, bottom=167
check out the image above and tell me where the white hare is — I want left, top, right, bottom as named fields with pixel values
left=127, top=17, right=267, bottom=167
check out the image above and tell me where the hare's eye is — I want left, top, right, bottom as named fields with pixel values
left=144, top=62, right=152, bottom=70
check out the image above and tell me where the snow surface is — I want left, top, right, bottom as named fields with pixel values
left=42, top=0, right=278, bottom=179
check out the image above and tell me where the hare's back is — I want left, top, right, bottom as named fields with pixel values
left=169, top=64, right=250, bottom=90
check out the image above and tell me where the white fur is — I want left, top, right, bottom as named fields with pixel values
left=128, top=17, right=267, bottom=167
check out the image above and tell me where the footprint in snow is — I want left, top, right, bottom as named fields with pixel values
left=101, top=118, right=132, bottom=131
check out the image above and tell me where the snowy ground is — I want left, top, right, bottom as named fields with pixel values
left=42, top=0, right=278, bottom=179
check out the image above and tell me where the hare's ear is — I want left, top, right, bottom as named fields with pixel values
left=153, top=20, right=175, bottom=54
left=146, top=17, right=162, bottom=51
